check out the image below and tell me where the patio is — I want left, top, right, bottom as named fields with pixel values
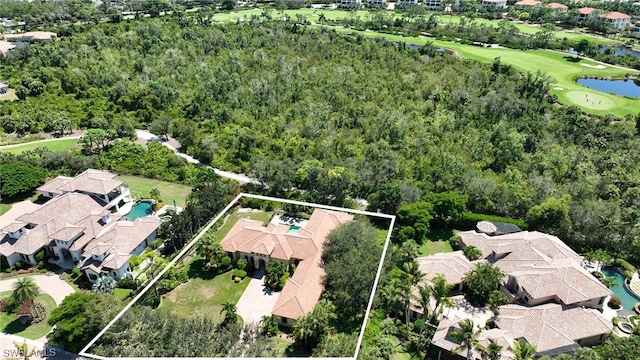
left=269, top=214, right=308, bottom=229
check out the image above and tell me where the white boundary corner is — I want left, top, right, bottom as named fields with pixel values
left=79, top=193, right=396, bottom=360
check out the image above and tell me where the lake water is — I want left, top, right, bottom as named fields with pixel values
left=577, top=78, right=640, bottom=98
left=599, top=46, right=640, bottom=59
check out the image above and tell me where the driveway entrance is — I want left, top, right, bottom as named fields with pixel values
left=235, top=271, right=281, bottom=325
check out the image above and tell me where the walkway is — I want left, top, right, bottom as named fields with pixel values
left=235, top=272, right=281, bottom=325
left=629, top=271, right=640, bottom=299
left=0, top=274, right=75, bottom=305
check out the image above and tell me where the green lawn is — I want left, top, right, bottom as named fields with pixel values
left=208, top=210, right=274, bottom=243
left=0, top=291, right=57, bottom=339
left=113, top=288, right=133, bottom=301
left=0, top=138, right=79, bottom=155
left=0, top=204, right=11, bottom=216
left=318, top=27, right=639, bottom=117
left=115, top=175, right=192, bottom=208
left=418, top=228, right=457, bottom=256
left=158, top=257, right=250, bottom=323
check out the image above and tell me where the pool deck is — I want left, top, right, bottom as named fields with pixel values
left=629, top=272, right=640, bottom=298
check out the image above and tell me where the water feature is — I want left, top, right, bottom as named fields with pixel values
left=599, top=46, right=640, bottom=59
left=577, top=78, right=640, bottom=98
left=123, top=200, right=154, bottom=221
left=289, top=225, right=300, bottom=233
left=601, top=266, right=640, bottom=311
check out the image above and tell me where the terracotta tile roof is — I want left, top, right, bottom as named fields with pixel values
left=222, top=209, right=353, bottom=320
left=578, top=7, right=595, bottom=15
left=514, top=0, right=541, bottom=6
left=36, top=176, right=73, bottom=195
left=0, top=41, right=16, bottom=54
left=600, top=11, right=631, bottom=20
left=1, top=221, right=27, bottom=233
left=547, top=2, right=568, bottom=9
left=272, top=252, right=326, bottom=320
left=51, top=169, right=122, bottom=196
left=415, top=251, right=482, bottom=286
left=494, top=304, right=612, bottom=355
left=3, top=31, right=56, bottom=41
left=50, top=225, right=85, bottom=242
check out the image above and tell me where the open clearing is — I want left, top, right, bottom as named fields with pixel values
left=115, top=175, right=192, bottom=207
left=0, top=138, right=79, bottom=154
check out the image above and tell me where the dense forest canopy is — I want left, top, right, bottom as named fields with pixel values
left=2, top=17, right=640, bottom=262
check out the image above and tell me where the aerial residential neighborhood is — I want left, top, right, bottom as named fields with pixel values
left=0, top=0, right=640, bottom=358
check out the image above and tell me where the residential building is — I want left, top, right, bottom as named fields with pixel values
left=577, top=7, right=597, bottom=24
left=0, top=41, right=16, bottom=55
left=599, top=11, right=631, bottom=30
left=396, top=0, right=418, bottom=8
left=220, top=208, right=353, bottom=326
left=481, top=0, right=506, bottom=8
left=0, top=170, right=160, bottom=282
left=421, top=0, right=458, bottom=10
left=428, top=224, right=613, bottom=358
left=546, top=2, right=568, bottom=13
left=338, top=0, right=361, bottom=8
left=0, top=82, right=8, bottom=95
left=514, top=0, right=542, bottom=7
left=366, top=0, right=386, bottom=7
left=633, top=21, right=640, bottom=37
left=2, top=31, right=57, bottom=42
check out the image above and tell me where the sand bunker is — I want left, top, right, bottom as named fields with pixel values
left=553, top=87, right=564, bottom=90
left=580, top=63, right=606, bottom=69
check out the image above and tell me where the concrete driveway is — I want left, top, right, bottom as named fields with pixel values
left=235, top=272, right=281, bottom=325
left=0, top=274, right=75, bottom=305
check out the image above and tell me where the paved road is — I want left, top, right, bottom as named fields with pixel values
left=135, top=130, right=261, bottom=185
left=0, top=274, right=75, bottom=306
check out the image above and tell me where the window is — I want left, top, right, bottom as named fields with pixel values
left=19, top=254, right=29, bottom=262
left=598, top=297, right=605, bottom=305
left=89, top=273, right=98, bottom=281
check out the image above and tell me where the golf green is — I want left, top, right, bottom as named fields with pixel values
left=564, top=90, right=616, bottom=111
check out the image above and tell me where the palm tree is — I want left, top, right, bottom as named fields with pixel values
left=92, top=276, right=117, bottom=294
left=450, top=319, right=481, bottom=360
left=463, top=262, right=504, bottom=307
left=221, top=301, right=237, bottom=325
left=476, top=339, right=502, bottom=360
left=293, top=314, right=314, bottom=345
left=600, top=276, right=618, bottom=289
left=12, top=277, right=39, bottom=305
left=511, top=338, right=537, bottom=360
left=573, top=347, right=601, bottom=360
left=400, top=261, right=423, bottom=327
left=463, top=246, right=483, bottom=261
left=428, top=273, right=453, bottom=324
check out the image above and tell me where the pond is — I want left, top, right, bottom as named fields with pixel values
left=123, top=200, right=154, bottom=221
left=577, top=78, right=640, bottom=98
left=391, top=41, right=445, bottom=52
left=601, top=266, right=640, bottom=312
left=599, top=46, right=640, bottom=60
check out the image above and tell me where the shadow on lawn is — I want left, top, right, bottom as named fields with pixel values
left=2, top=318, right=29, bottom=334
left=426, top=228, right=456, bottom=242
left=187, top=259, right=216, bottom=280
left=563, top=56, right=583, bottom=63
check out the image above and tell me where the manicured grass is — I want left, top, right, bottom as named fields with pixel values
left=0, top=291, right=57, bottom=339
left=158, top=256, right=250, bottom=323
left=318, top=27, right=639, bottom=117
left=113, top=288, right=132, bottom=300
left=0, top=204, right=11, bottom=216
left=418, top=228, right=457, bottom=256
left=0, top=138, right=79, bottom=154
left=208, top=210, right=274, bottom=243
left=115, top=175, right=192, bottom=208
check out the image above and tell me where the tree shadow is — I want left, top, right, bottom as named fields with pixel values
left=563, top=56, right=582, bottom=63
left=2, top=317, right=29, bottom=334
left=284, top=341, right=311, bottom=357
left=187, top=259, right=216, bottom=280
left=426, top=228, right=456, bottom=242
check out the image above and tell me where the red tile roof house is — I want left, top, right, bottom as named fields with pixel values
left=426, top=227, right=613, bottom=358
left=220, top=209, right=353, bottom=326
left=577, top=7, right=597, bottom=24
left=514, top=0, right=542, bottom=7
left=0, top=170, right=160, bottom=282
left=599, top=11, right=631, bottom=30
left=546, top=2, right=568, bottom=13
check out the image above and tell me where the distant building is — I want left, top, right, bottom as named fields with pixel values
left=577, top=7, right=597, bottom=24
left=2, top=31, right=57, bottom=42
left=395, top=0, right=418, bottom=8
left=0, top=82, right=8, bottom=95
left=0, top=41, right=16, bottom=55
left=514, top=0, right=542, bottom=7
left=599, top=11, right=631, bottom=30
left=481, top=0, right=507, bottom=8
left=339, top=0, right=361, bottom=8
left=367, top=0, right=386, bottom=7
left=546, top=2, right=568, bottom=13
left=633, top=21, right=640, bottom=37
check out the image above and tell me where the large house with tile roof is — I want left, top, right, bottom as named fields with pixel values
left=0, top=169, right=161, bottom=282
left=220, top=208, right=353, bottom=326
left=428, top=226, right=613, bottom=359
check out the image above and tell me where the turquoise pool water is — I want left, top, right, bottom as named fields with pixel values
left=601, top=266, right=640, bottom=310
left=123, top=201, right=153, bottom=221
left=289, top=225, right=300, bottom=233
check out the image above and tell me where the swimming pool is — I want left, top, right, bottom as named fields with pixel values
left=289, top=225, right=300, bottom=233
left=601, top=266, right=640, bottom=311
left=123, top=201, right=154, bottom=221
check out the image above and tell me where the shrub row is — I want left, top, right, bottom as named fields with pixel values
left=614, top=258, right=635, bottom=279
left=450, top=212, right=528, bottom=231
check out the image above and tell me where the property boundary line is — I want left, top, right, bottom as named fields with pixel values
left=79, top=193, right=395, bottom=360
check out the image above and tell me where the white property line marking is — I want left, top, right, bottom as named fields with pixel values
left=80, top=193, right=395, bottom=360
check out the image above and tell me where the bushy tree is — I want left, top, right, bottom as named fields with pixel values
left=462, top=263, right=504, bottom=307
left=92, top=276, right=117, bottom=294
left=0, top=162, right=47, bottom=198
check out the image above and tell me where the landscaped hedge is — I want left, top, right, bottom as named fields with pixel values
left=609, top=296, right=622, bottom=309
left=450, top=212, right=528, bottom=231
left=232, top=270, right=247, bottom=280
left=614, top=258, right=635, bottom=279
